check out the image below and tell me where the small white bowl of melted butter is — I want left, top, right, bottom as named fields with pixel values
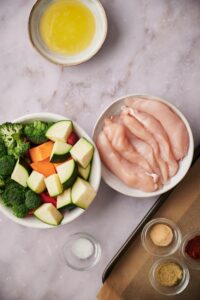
left=93, top=94, right=194, bottom=197
left=29, top=0, right=107, bottom=65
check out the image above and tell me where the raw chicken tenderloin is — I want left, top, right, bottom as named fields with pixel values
left=103, top=118, right=153, bottom=173
left=126, top=130, right=161, bottom=176
left=124, top=97, right=189, bottom=160
left=124, top=108, right=179, bottom=177
left=120, top=112, right=168, bottom=182
left=111, top=115, right=161, bottom=176
left=96, top=132, right=158, bottom=192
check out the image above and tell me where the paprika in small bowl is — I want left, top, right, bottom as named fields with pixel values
left=181, top=231, right=200, bottom=270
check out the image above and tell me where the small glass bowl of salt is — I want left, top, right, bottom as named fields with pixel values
left=63, top=233, right=101, bottom=270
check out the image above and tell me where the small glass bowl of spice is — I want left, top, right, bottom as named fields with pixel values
left=149, top=257, right=190, bottom=295
left=181, top=231, right=200, bottom=270
left=63, top=232, right=101, bottom=270
left=141, top=218, right=182, bottom=256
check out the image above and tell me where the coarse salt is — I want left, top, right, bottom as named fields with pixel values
left=71, top=238, right=94, bottom=260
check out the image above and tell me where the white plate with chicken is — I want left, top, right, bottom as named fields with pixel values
left=93, top=94, right=194, bottom=197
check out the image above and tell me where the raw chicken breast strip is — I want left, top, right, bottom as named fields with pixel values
left=120, top=112, right=168, bottom=182
left=96, top=131, right=158, bottom=192
left=126, top=130, right=161, bottom=176
left=103, top=118, right=153, bottom=173
left=125, top=97, right=189, bottom=160
left=123, top=107, right=179, bottom=177
left=111, top=115, right=161, bottom=176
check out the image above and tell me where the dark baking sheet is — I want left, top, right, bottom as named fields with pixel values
left=102, top=144, right=200, bottom=283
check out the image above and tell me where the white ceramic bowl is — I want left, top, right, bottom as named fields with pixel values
left=28, top=0, right=107, bottom=66
left=0, top=113, right=101, bottom=228
left=93, top=94, right=194, bottom=197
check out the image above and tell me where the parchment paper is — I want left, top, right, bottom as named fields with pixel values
left=98, top=158, right=200, bottom=300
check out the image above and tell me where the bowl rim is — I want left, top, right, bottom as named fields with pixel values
left=92, top=93, right=194, bottom=197
left=0, top=112, right=101, bottom=229
left=28, top=0, right=108, bottom=66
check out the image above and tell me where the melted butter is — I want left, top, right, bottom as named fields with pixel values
left=40, top=0, right=96, bottom=55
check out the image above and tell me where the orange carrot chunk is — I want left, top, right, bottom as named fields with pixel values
left=31, top=161, right=56, bottom=177
left=29, top=141, right=54, bottom=162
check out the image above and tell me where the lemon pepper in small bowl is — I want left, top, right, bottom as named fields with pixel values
left=149, top=257, right=190, bottom=295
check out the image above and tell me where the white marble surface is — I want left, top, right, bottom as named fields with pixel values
left=0, top=0, right=200, bottom=299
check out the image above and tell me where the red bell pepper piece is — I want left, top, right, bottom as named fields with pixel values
left=67, top=132, right=79, bottom=145
left=40, top=193, right=57, bottom=207
left=27, top=209, right=35, bottom=216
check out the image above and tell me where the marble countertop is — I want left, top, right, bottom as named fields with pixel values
left=1, top=0, right=200, bottom=299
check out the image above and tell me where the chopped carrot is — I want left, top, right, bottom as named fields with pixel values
left=41, top=158, right=50, bottom=162
left=31, top=161, right=56, bottom=177
left=29, top=141, right=54, bottom=162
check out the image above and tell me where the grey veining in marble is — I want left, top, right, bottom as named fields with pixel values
left=1, top=0, right=200, bottom=299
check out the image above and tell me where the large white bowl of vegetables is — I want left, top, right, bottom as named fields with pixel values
left=0, top=113, right=101, bottom=228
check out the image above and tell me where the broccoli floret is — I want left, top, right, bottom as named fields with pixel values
left=12, top=203, right=29, bottom=218
left=12, top=141, right=30, bottom=159
left=0, top=176, right=5, bottom=187
left=24, top=121, right=51, bottom=144
left=0, top=155, right=16, bottom=177
left=0, top=122, right=30, bottom=159
left=1, top=180, right=25, bottom=207
left=25, top=190, right=41, bottom=209
left=0, top=176, right=6, bottom=194
left=0, top=141, right=7, bottom=157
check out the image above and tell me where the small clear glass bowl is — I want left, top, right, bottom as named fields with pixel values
left=63, top=232, right=101, bottom=271
left=180, top=231, right=200, bottom=270
left=141, top=218, right=182, bottom=256
left=149, top=257, right=190, bottom=296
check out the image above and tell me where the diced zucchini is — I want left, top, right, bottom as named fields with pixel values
left=50, top=141, right=72, bottom=163
left=71, top=177, right=96, bottom=209
left=44, top=174, right=63, bottom=197
left=27, top=171, right=46, bottom=193
left=45, top=120, right=73, bottom=142
left=70, top=137, right=94, bottom=168
left=11, top=158, right=30, bottom=187
left=57, top=188, right=71, bottom=209
left=78, top=163, right=91, bottom=181
left=34, top=203, right=63, bottom=226
left=56, top=159, right=78, bottom=189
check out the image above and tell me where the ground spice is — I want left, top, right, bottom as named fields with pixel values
left=185, top=235, right=200, bottom=259
left=150, top=223, right=173, bottom=247
left=155, top=262, right=183, bottom=287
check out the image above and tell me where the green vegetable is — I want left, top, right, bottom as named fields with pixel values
left=24, top=121, right=52, bottom=144
left=0, top=122, right=30, bottom=159
left=0, top=141, right=7, bottom=157
left=12, top=203, right=29, bottom=218
left=0, top=155, right=16, bottom=177
left=0, top=176, right=5, bottom=187
left=0, top=176, right=6, bottom=194
left=1, top=180, right=26, bottom=207
left=25, top=190, right=41, bottom=210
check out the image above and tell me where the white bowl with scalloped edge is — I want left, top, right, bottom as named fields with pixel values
left=0, top=113, right=101, bottom=228
left=93, top=94, right=194, bottom=197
